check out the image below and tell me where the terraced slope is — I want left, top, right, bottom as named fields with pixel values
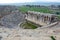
left=0, top=11, right=25, bottom=28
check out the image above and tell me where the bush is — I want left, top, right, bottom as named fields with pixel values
left=50, top=36, right=56, bottom=40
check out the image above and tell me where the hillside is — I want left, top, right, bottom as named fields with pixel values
left=0, top=5, right=60, bottom=40
left=19, top=6, right=51, bottom=13
left=0, top=5, right=18, bottom=18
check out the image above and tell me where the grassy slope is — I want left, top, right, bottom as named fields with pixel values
left=19, top=6, right=60, bottom=19
left=19, top=6, right=51, bottom=13
left=20, top=22, right=37, bottom=29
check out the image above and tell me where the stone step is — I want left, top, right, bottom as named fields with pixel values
left=3, top=36, right=51, bottom=40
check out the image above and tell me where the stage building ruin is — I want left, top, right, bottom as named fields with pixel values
left=25, top=11, right=58, bottom=26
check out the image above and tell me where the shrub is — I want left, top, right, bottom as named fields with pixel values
left=50, top=36, right=56, bottom=40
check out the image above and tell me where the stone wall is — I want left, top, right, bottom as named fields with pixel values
left=25, top=11, right=58, bottom=26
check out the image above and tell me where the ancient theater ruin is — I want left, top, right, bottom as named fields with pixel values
left=25, top=11, right=58, bottom=27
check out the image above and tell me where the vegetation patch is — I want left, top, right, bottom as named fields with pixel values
left=57, top=15, right=60, bottom=19
left=50, top=36, right=56, bottom=40
left=19, top=6, right=51, bottom=13
left=20, top=22, right=37, bottom=29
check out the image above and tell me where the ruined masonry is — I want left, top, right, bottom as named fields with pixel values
left=25, top=11, right=58, bottom=27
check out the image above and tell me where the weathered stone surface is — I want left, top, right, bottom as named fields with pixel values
left=0, top=12, right=24, bottom=28
left=0, top=26, right=60, bottom=40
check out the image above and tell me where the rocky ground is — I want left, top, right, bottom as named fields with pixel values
left=0, top=10, right=60, bottom=40
left=0, top=25, right=60, bottom=40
